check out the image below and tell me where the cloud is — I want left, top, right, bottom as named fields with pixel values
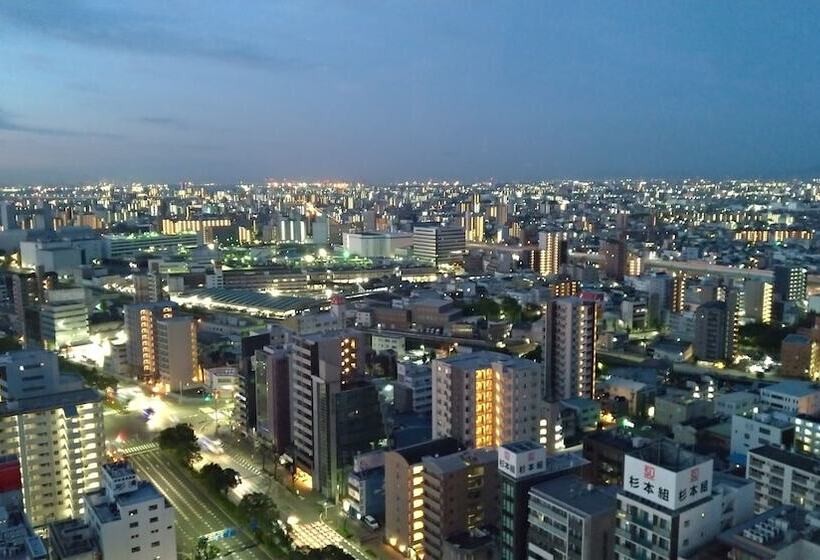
left=0, top=108, right=120, bottom=139
left=137, top=116, right=188, bottom=129
left=0, top=1, right=305, bottom=72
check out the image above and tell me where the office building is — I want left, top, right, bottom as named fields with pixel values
left=422, top=447, right=499, bottom=560
left=253, top=346, right=291, bottom=455
left=413, top=224, right=465, bottom=266
left=395, top=362, right=432, bottom=414
left=527, top=475, right=617, bottom=560
left=730, top=409, right=795, bottom=460
left=48, top=518, right=98, bottom=560
left=497, top=441, right=589, bottom=560
left=39, top=288, right=89, bottom=350
left=615, top=440, right=754, bottom=560
left=773, top=266, right=807, bottom=303
left=543, top=296, right=598, bottom=401
left=0, top=351, right=104, bottom=526
left=123, top=301, right=179, bottom=382
left=343, top=231, right=413, bottom=258
left=780, top=334, right=818, bottom=380
left=288, top=330, right=374, bottom=496
left=747, top=445, right=820, bottom=514
left=759, top=381, right=820, bottom=415
left=155, top=316, right=198, bottom=392
left=432, top=351, right=545, bottom=448
left=384, top=438, right=463, bottom=558
left=345, top=451, right=385, bottom=523
left=84, top=462, right=177, bottom=560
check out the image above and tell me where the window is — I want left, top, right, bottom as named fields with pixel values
left=151, top=541, right=160, bottom=547
left=129, top=522, right=138, bottom=528
left=149, top=504, right=158, bottom=511
left=150, top=517, right=158, bottom=523
left=131, top=547, right=141, bottom=553
left=128, top=509, right=138, bottom=516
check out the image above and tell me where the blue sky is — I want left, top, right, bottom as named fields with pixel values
left=1, top=1, right=819, bottom=184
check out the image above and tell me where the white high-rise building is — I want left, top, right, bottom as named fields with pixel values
left=0, top=351, right=104, bottom=527
left=615, top=440, right=754, bottom=560
left=84, top=462, right=177, bottom=560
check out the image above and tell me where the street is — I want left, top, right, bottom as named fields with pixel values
left=105, top=386, right=395, bottom=559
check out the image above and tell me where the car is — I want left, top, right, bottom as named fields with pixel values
left=362, top=515, right=380, bottom=530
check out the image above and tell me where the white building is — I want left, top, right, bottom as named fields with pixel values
left=759, top=381, right=820, bottom=415
left=84, top=462, right=176, bottom=560
left=396, top=361, right=432, bottom=414
left=747, top=445, right=820, bottom=514
left=714, top=391, right=758, bottom=418
left=730, top=409, right=795, bottom=459
left=0, top=351, right=104, bottom=527
left=40, top=288, right=89, bottom=350
left=615, top=440, right=754, bottom=560
left=343, top=232, right=413, bottom=258
left=371, top=333, right=406, bottom=357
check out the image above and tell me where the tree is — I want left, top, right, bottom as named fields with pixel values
left=193, top=536, right=220, bottom=560
left=157, top=423, right=201, bottom=468
left=239, top=492, right=277, bottom=528
left=500, top=296, right=522, bottom=323
left=199, top=463, right=241, bottom=494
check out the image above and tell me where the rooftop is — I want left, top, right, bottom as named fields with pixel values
left=762, top=380, right=820, bottom=398
left=392, top=437, right=462, bottom=465
left=749, top=445, right=820, bottom=474
left=530, top=475, right=617, bottom=517
left=628, top=439, right=709, bottom=472
left=423, top=447, right=498, bottom=475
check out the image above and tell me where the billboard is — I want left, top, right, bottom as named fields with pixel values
left=623, top=455, right=713, bottom=510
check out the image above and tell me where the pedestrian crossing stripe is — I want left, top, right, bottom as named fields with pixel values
left=122, top=442, right=159, bottom=455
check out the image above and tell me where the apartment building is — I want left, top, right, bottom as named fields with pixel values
left=0, top=351, right=104, bottom=526
left=746, top=445, right=820, bottom=514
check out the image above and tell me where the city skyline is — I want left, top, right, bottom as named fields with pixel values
left=3, top=1, right=820, bottom=184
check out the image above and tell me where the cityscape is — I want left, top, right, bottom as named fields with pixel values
left=2, top=3, right=820, bottom=560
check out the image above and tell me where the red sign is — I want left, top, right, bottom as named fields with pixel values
left=644, top=465, right=655, bottom=480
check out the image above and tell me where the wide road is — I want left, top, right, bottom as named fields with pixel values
left=129, top=449, right=276, bottom=560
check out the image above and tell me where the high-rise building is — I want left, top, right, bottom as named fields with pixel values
left=0, top=351, right=104, bottom=526
left=421, top=447, right=499, bottom=560
left=693, top=297, right=738, bottom=363
left=600, top=237, right=627, bottom=281
left=253, top=345, right=291, bottom=455
left=497, top=441, right=590, bottom=560
left=773, top=265, right=807, bottom=303
left=384, top=438, right=463, bottom=558
left=155, top=316, right=198, bottom=392
left=543, top=296, right=598, bottom=401
left=288, top=330, right=373, bottom=495
left=0, top=200, right=19, bottom=231
left=39, top=288, right=89, bottom=350
left=527, top=475, right=617, bottom=560
left=615, top=440, right=754, bottom=560
left=743, top=280, right=774, bottom=324
left=84, top=462, right=177, bottom=560
left=412, top=224, right=465, bottom=266
left=534, top=231, right=566, bottom=277
left=123, top=301, right=179, bottom=382
left=431, top=351, right=545, bottom=448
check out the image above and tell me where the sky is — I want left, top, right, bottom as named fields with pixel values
left=1, top=1, right=820, bottom=184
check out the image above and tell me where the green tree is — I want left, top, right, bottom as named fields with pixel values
left=239, top=491, right=277, bottom=528
left=193, top=536, right=220, bottom=560
left=157, top=424, right=201, bottom=468
left=500, top=296, right=522, bottom=323
left=199, top=463, right=241, bottom=494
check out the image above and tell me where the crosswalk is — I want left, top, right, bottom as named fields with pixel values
left=228, top=454, right=263, bottom=476
left=122, top=442, right=159, bottom=455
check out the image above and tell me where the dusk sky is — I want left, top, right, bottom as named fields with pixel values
left=2, top=1, right=820, bottom=184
